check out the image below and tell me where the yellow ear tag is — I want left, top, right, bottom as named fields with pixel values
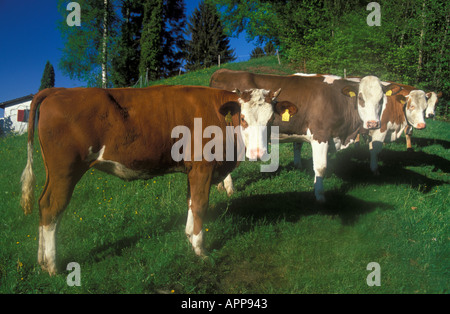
left=349, top=91, right=356, bottom=97
left=386, top=90, right=393, bottom=96
left=225, top=111, right=233, bottom=124
left=400, top=100, right=406, bottom=105
left=282, top=109, right=290, bottom=122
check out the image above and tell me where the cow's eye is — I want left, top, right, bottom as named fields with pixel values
left=410, top=105, right=415, bottom=110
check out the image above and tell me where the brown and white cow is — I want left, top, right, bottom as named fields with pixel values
left=404, top=91, right=442, bottom=150
left=20, top=85, right=296, bottom=275
left=210, top=69, right=399, bottom=201
left=368, top=83, right=428, bottom=174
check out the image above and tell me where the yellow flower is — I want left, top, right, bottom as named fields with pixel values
left=171, top=290, right=175, bottom=293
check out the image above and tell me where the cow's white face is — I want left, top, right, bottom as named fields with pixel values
left=425, top=92, right=438, bottom=118
left=238, top=89, right=278, bottom=160
left=405, top=90, right=427, bottom=129
left=358, top=76, right=384, bottom=129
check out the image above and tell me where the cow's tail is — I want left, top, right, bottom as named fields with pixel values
left=20, top=88, right=56, bottom=215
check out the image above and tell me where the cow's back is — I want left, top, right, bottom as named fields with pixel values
left=210, top=70, right=361, bottom=143
left=37, top=86, right=236, bottom=175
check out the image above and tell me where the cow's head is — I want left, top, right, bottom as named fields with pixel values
left=220, top=88, right=297, bottom=160
left=425, top=91, right=442, bottom=118
left=350, top=76, right=401, bottom=130
left=397, top=90, right=427, bottom=129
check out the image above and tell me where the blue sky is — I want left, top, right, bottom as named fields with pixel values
left=0, top=0, right=257, bottom=116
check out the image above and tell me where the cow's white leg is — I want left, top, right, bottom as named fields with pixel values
left=38, top=219, right=59, bottom=275
left=293, top=142, right=303, bottom=168
left=191, top=230, right=204, bottom=256
left=187, top=165, right=212, bottom=257
left=185, top=199, right=194, bottom=238
left=311, top=139, right=328, bottom=202
left=369, top=130, right=387, bottom=175
left=223, top=174, right=234, bottom=196
left=186, top=198, right=203, bottom=255
left=369, top=141, right=384, bottom=175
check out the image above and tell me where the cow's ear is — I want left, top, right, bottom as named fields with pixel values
left=341, top=86, right=358, bottom=97
left=219, top=101, right=240, bottom=117
left=396, top=94, right=407, bottom=105
left=383, top=84, right=402, bottom=96
left=275, top=101, right=298, bottom=116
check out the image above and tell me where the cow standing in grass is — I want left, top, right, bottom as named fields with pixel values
left=20, top=85, right=296, bottom=275
left=210, top=70, right=398, bottom=202
left=368, top=83, right=428, bottom=174
left=404, top=91, right=442, bottom=151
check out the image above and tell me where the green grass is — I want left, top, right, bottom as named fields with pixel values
left=0, top=56, right=448, bottom=294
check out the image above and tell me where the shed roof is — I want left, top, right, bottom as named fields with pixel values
left=0, top=94, right=34, bottom=109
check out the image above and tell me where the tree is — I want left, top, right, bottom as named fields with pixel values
left=264, top=42, right=275, bottom=56
left=138, top=0, right=186, bottom=81
left=184, top=0, right=235, bottom=71
left=212, top=0, right=449, bottom=110
left=112, top=0, right=185, bottom=86
left=250, top=47, right=265, bottom=59
left=39, top=61, right=55, bottom=91
left=161, top=0, right=186, bottom=76
left=139, top=0, right=164, bottom=80
left=58, top=0, right=119, bottom=87
left=111, top=0, right=143, bottom=87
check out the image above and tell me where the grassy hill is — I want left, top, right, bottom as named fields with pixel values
left=0, top=56, right=448, bottom=294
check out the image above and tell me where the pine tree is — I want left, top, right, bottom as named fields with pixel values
left=139, top=0, right=164, bottom=80
left=264, top=42, right=275, bottom=56
left=185, top=0, right=235, bottom=71
left=250, top=47, right=265, bottom=59
left=39, top=61, right=55, bottom=91
left=111, top=0, right=143, bottom=87
left=161, top=0, right=186, bottom=77
left=138, top=0, right=185, bottom=81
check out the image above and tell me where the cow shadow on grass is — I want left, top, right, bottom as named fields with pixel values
left=207, top=189, right=393, bottom=251
left=329, top=146, right=449, bottom=193
left=408, top=137, right=450, bottom=150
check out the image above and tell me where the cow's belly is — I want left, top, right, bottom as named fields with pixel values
left=276, top=130, right=312, bottom=143
left=87, top=145, right=184, bottom=181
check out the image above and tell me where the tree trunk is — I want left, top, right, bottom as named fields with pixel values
left=101, top=0, right=108, bottom=88
left=416, top=0, right=426, bottom=81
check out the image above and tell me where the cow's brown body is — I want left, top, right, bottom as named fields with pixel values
left=21, top=85, right=287, bottom=275
left=367, top=83, right=427, bottom=174
left=210, top=69, right=392, bottom=201
left=211, top=69, right=362, bottom=146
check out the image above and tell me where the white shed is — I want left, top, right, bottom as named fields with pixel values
left=0, top=94, right=34, bottom=135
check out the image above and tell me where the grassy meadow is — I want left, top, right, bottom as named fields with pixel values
left=0, top=57, right=448, bottom=294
